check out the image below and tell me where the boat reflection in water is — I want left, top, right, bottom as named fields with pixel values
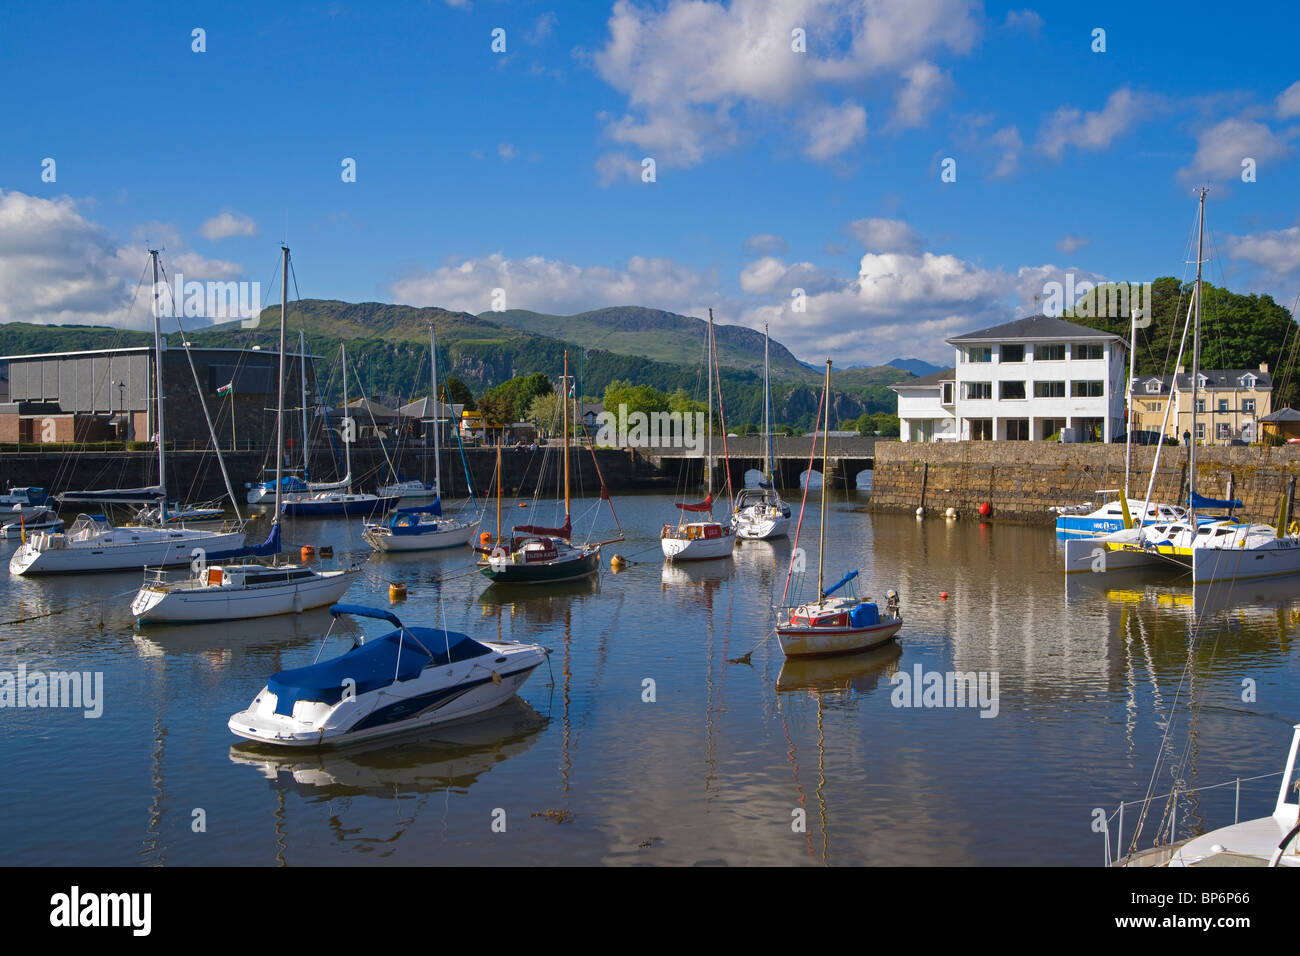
left=228, top=699, right=547, bottom=860
left=131, top=606, right=343, bottom=665
left=774, top=640, right=902, bottom=865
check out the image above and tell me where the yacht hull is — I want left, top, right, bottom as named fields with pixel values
left=132, top=567, right=361, bottom=622
left=364, top=522, right=475, bottom=552
left=9, top=529, right=248, bottom=575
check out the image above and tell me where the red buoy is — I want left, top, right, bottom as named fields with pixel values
left=978, top=502, right=991, bottom=517
left=940, top=591, right=949, bottom=600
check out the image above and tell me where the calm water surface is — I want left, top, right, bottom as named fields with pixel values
left=1, top=491, right=1297, bottom=866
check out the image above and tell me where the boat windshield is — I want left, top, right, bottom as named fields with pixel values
left=67, top=514, right=110, bottom=538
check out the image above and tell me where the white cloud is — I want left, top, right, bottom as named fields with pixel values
left=390, top=252, right=722, bottom=318
left=0, top=190, right=251, bottom=329
left=739, top=256, right=846, bottom=296
left=892, top=61, right=952, bottom=129
left=1226, top=225, right=1300, bottom=281
left=199, top=211, right=258, bottom=241
left=593, top=0, right=980, bottom=166
left=846, top=217, right=923, bottom=254
left=1038, top=87, right=1161, bottom=160
left=800, top=101, right=866, bottom=161
left=1179, top=116, right=1293, bottom=181
left=1277, top=81, right=1300, bottom=119
left=742, top=233, right=788, bottom=255
left=498, top=141, right=518, bottom=160
left=526, top=11, right=557, bottom=44
left=987, top=125, right=1022, bottom=178
left=594, top=152, right=645, bottom=185
left=1003, top=9, right=1042, bottom=34
left=1056, top=234, right=1090, bottom=255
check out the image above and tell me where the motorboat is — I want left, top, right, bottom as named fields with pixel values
left=1, top=507, right=62, bottom=540
left=228, top=603, right=549, bottom=747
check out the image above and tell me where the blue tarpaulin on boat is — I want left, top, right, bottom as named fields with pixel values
left=1189, top=492, right=1242, bottom=510
left=268, top=625, right=484, bottom=715
left=397, top=499, right=442, bottom=517
left=849, top=602, right=879, bottom=628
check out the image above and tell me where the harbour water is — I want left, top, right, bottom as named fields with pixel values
left=1, top=492, right=1297, bottom=866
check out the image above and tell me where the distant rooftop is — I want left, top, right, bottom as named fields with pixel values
left=947, top=314, right=1122, bottom=344
left=1131, top=368, right=1272, bottom=392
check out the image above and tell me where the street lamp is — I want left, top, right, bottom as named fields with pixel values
left=113, top=380, right=125, bottom=443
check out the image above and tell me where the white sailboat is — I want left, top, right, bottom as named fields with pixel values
left=10, top=250, right=248, bottom=575
left=776, top=359, right=902, bottom=657
left=1065, top=189, right=1300, bottom=583
left=131, top=246, right=362, bottom=623
left=662, top=310, right=737, bottom=562
left=281, top=342, right=400, bottom=517
left=363, top=325, right=477, bottom=552
left=247, top=331, right=314, bottom=506
left=733, top=323, right=790, bottom=540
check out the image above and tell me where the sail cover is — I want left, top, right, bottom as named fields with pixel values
left=675, top=493, right=714, bottom=513
left=514, top=515, right=571, bottom=538
left=58, top=485, right=165, bottom=503
left=821, top=569, right=859, bottom=599
left=1189, top=492, right=1242, bottom=510
left=397, top=500, right=442, bottom=517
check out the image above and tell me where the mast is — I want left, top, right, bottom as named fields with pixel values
left=274, top=246, right=288, bottom=524
left=1124, top=308, right=1137, bottom=500
left=299, top=329, right=308, bottom=483
left=431, top=325, right=441, bottom=498
left=818, top=358, right=831, bottom=600
left=1189, top=188, right=1206, bottom=519
left=342, top=341, right=351, bottom=492
left=563, top=350, right=570, bottom=527
left=150, top=249, right=166, bottom=524
left=707, top=309, right=714, bottom=502
left=495, top=444, right=502, bottom=543
left=764, top=323, right=772, bottom=481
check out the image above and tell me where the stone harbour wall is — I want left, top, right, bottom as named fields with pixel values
left=868, top=441, right=1300, bottom=525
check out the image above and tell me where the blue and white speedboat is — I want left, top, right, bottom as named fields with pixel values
left=228, top=604, right=549, bottom=747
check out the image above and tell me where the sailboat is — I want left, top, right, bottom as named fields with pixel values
left=476, top=352, right=614, bottom=583
left=228, top=603, right=549, bottom=747
left=131, top=247, right=363, bottom=623
left=661, top=309, right=737, bottom=562
left=1065, top=189, right=1300, bottom=584
left=363, top=326, right=477, bottom=552
left=733, top=323, right=791, bottom=540
left=246, top=331, right=314, bottom=506
left=281, top=342, right=400, bottom=518
left=10, top=250, right=250, bottom=575
left=775, top=359, right=903, bottom=657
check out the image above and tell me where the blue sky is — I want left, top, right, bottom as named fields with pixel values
left=1, top=0, right=1298, bottom=364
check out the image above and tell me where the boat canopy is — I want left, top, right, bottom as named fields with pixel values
left=676, top=493, right=714, bottom=513
left=256, top=476, right=308, bottom=493
left=822, top=569, right=859, bottom=599
left=1189, top=492, right=1243, bottom=510
left=514, top=515, right=571, bottom=538
left=58, top=485, right=165, bottom=503
left=398, top=500, right=442, bottom=517
left=267, top=625, right=486, bottom=715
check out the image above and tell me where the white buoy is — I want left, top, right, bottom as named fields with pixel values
left=915, top=507, right=924, bottom=517
left=945, top=507, right=957, bottom=518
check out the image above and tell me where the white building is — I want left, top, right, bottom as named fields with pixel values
left=891, top=315, right=1126, bottom=442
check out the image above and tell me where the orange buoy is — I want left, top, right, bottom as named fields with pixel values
left=301, top=545, right=316, bottom=562
left=978, top=502, right=991, bottom=517
left=518, top=501, right=527, bottom=508
left=389, top=582, right=407, bottom=602
left=479, top=531, right=492, bottom=547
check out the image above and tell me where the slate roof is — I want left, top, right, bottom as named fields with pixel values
left=1130, top=370, right=1273, bottom=393
left=947, top=314, right=1121, bottom=344
left=890, top=367, right=956, bottom=390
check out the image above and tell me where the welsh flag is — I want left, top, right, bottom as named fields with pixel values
left=217, top=381, right=233, bottom=396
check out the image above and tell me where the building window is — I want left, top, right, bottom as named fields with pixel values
left=969, top=418, right=993, bottom=440
left=966, top=347, right=992, bottom=363
left=1005, top=418, right=1029, bottom=440
left=1033, top=381, right=1065, bottom=398
left=1000, top=381, right=1026, bottom=400
left=1195, top=399, right=1206, bottom=414
left=1195, top=423, right=1205, bottom=440
left=1145, top=401, right=1163, bottom=413
left=1244, top=398, right=1256, bottom=413
left=1217, top=399, right=1228, bottom=413
left=1039, top=418, right=1065, bottom=440
left=1035, top=344, right=1065, bottom=362
left=1216, top=423, right=1230, bottom=440
left=963, top=381, right=992, bottom=400
left=1242, top=375, right=1256, bottom=387
left=1001, top=344, right=1025, bottom=362
left=1146, top=381, right=1162, bottom=393
left=941, top=381, right=954, bottom=404
left=1074, top=343, right=1104, bottom=361
left=1071, top=381, right=1104, bottom=398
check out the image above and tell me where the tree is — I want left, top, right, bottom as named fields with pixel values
left=481, top=371, right=554, bottom=423
left=439, top=376, right=475, bottom=412
left=527, top=392, right=563, bottom=436
left=603, top=380, right=671, bottom=419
